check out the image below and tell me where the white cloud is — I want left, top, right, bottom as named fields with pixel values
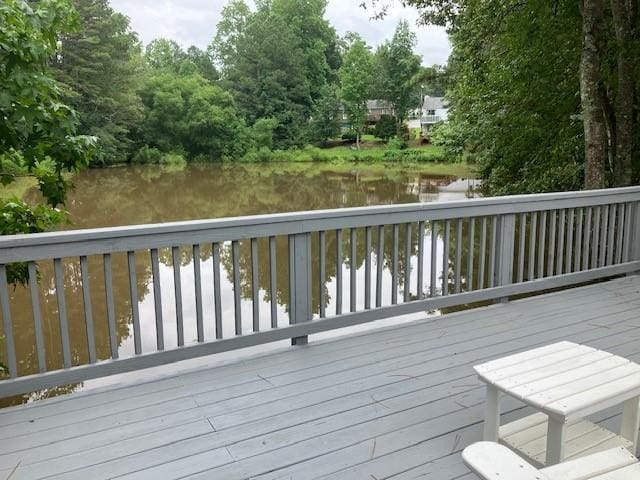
left=109, top=0, right=451, bottom=65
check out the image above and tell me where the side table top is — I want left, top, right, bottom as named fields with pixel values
left=475, top=341, right=640, bottom=420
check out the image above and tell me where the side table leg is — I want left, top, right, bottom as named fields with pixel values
left=546, top=417, right=567, bottom=466
left=483, top=385, right=501, bottom=442
left=621, top=396, right=640, bottom=455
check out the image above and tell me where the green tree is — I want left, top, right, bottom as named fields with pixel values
left=252, top=118, right=279, bottom=150
left=211, top=0, right=341, bottom=148
left=51, top=0, right=143, bottom=165
left=339, top=35, right=375, bottom=149
left=374, top=20, right=422, bottom=128
left=1, top=0, right=96, bottom=283
left=378, top=0, right=640, bottom=192
left=373, top=114, right=397, bottom=142
left=145, top=39, right=217, bottom=82
left=308, top=84, right=342, bottom=146
left=138, top=73, right=249, bottom=160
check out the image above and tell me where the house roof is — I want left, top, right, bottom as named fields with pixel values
left=422, top=96, right=449, bottom=110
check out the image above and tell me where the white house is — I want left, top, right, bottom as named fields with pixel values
left=420, top=96, right=449, bottom=132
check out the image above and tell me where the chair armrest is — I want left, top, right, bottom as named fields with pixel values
left=462, top=442, right=550, bottom=480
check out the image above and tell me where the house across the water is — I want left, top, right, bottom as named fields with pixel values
left=419, top=96, right=449, bottom=132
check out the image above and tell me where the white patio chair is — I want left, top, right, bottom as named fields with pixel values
left=462, top=442, right=640, bottom=479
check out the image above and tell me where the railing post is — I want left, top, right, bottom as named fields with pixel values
left=495, top=214, right=516, bottom=303
left=290, top=232, right=312, bottom=345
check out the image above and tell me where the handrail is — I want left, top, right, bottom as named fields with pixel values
left=1, top=187, right=640, bottom=398
left=2, top=186, right=640, bottom=261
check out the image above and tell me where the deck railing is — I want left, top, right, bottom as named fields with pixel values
left=421, top=115, right=443, bottom=124
left=1, top=187, right=640, bottom=397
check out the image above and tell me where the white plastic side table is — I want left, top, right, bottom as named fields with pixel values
left=475, top=341, right=640, bottom=466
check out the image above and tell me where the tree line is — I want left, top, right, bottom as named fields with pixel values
left=368, top=0, right=640, bottom=194
left=0, top=0, right=441, bottom=246
left=48, top=0, right=439, bottom=166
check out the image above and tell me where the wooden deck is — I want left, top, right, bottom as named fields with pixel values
left=0, top=275, right=639, bottom=480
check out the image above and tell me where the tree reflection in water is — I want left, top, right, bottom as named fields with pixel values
left=1, top=163, right=475, bottom=406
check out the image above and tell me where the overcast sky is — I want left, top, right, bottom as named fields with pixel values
left=109, top=0, right=451, bottom=66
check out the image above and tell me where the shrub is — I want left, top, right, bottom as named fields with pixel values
left=383, top=148, right=448, bottom=163
left=132, top=146, right=163, bottom=164
left=387, top=136, right=408, bottom=151
left=373, top=115, right=397, bottom=142
left=341, top=130, right=357, bottom=142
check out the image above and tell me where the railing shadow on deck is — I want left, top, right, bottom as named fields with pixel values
left=1, top=186, right=640, bottom=398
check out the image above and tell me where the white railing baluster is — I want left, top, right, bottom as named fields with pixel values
left=592, top=206, right=601, bottom=269
left=80, top=256, right=97, bottom=363
left=479, top=217, right=487, bottom=289
left=251, top=238, right=259, bottom=332
left=488, top=217, right=497, bottom=287
left=193, top=244, right=204, bottom=341
left=538, top=211, right=547, bottom=277
left=548, top=210, right=557, bottom=276
left=443, top=219, right=451, bottom=294
left=430, top=220, right=438, bottom=296
left=172, top=246, right=184, bottom=345
left=392, top=224, right=399, bottom=304
left=517, top=213, right=526, bottom=283
left=150, top=248, right=164, bottom=351
left=556, top=209, right=565, bottom=275
left=467, top=218, right=475, bottom=290
left=565, top=209, right=574, bottom=274
left=606, top=205, right=616, bottom=265
left=574, top=209, right=583, bottom=272
left=27, top=262, right=46, bottom=372
left=232, top=240, right=241, bottom=336
left=583, top=207, right=592, bottom=270
left=615, top=204, right=625, bottom=264
left=0, top=265, right=17, bottom=377
left=127, top=251, right=142, bottom=354
left=269, top=236, right=278, bottom=326
left=54, top=258, right=72, bottom=368
left=376, top=225, right=384, bottom=307
left=600, top=205, right=609, bottom=267
left=350, top=228, right=357, bottom=312
left=318, top=231, right=326, bottom=317
left=454, top=219, right=462, bottom=293
left=404, top=223, right=412, bottom=301
left=528, top=213, right=537, bottom=281
left=103, top=254, right=118, bottom=358
left=335, top=229, right=343, bottom=314
left=365, top=226, right=372, bottom=309
left=212, top=242, right=223, bottom=338
left=417, top=221, right=425, bottom=298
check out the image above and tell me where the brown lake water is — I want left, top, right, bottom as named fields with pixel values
left=3, top=163, right=478, bottom=405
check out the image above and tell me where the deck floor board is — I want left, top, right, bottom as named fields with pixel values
left=1, top=276, right=640, bottom=479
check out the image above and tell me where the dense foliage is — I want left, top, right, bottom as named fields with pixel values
left=339, top=34, right=376, bottom=148
left=0, top=0, right=95, bottom=233
left=138, top=73, right=250, bottom=160
left=211, top=0, right=342, bottom=149
left=383, top=0, right=640, bottom=194
left=51, top=0, right=143, bottom=165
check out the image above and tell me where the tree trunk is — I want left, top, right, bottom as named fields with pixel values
left=580, top=0, right=607, bottom=189
left=610, top=0, right=636, bottom=186
left=356, top=130, right=361, bottom=150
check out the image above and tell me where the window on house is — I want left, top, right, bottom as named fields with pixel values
left=427, top=109, right=436, bottom=115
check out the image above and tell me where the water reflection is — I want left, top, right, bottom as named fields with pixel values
left=2, top=163, right=477, bottom=406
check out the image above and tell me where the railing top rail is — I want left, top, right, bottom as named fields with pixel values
left=1, top=186, right=639, bottom=262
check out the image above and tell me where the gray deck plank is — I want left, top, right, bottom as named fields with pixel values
left=2, top=288, right=629, bottom=452
left=0, top=281, right=606, bottom=431
left=0, top=278, right=614, bottom=423
left=0, top=276, right=639, bottom=479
